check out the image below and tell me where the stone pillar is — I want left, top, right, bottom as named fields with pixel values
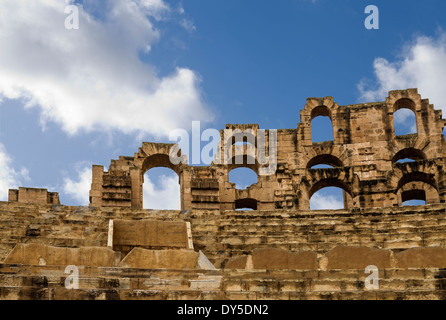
left=179, top=170, right=191, bottom=210
left=89, top=165, right=104, bottom=207
left=130, top=167, right=142, bottom=209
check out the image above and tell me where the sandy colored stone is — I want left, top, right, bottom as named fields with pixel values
left=252, top=248, right=318, bottom=270
left=85, top=89, right=446, bottom=212
left=325, top=246, right=391, bottom=269
left=225, top=255, right=250, bottom=269
left=4, top=243, right=118, bottom=267
left=395, top=247, right=446, bottom=268
left=118, top=247, right=199, bottom=269
left=112, top=219, right=190, bottom=249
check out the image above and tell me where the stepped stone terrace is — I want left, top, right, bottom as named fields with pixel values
left=3, top=88, right=446, bottom=300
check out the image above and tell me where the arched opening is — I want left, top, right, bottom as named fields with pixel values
left=307, top=154, right=343, bottom=169
left=141, top=153, right=181, bottom=174
left=224, top=132, right=257, bottom=166
left=224, top=129, right=256, bottom=150
left=397, top=172, right=437, bottom=191
left=311, top=164, right=334, bottom=169
left=227, top=155, right=258, bottom=173
left=401, top=189, right=426, bottom=206
left=310, top=187, right=345, bottom=210
left=396, top=175, right=440, bottom=206
left=309, top=179, right=352, bottom=210
left=228, top=167, right=258, bottom=189
left=310, top=106, right=333, bottom=143
left=311, top=117, right=333, bottom=143
left=392, top=148, right=426, bottom=164
left=393, top=98, right=417, bottom=136
left=143, top=167, right=180, bottom=210
left=235, top=198, right=257, bottom=210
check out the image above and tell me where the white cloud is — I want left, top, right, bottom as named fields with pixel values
left=394, top=108, right=417, bottom=134
left=0, top=143, right=30, bottom=201
left=358, top=32, right=446, bottom=111
left=0, top=0, right=212, bottom=138
left=177, top=4, right=185, bottom=15
left=143, top=172, right=180, bottom=210
left=310, top=191, right=344, bottom=210
left=62, top=164, right=92, bottom=205
left=180, top=18, right=196, bottom=33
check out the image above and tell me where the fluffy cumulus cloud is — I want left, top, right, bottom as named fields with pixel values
left=393, top=108, right=417, bottom=134
left=358, top=32, right=446, bottom=111
left=310, top=191, right=344, bottom=210
left=0, top=0, right=212, bottom=137
left=143, top=172, right=180, bottom=210
left=62, top=164, right=92, bottom=205
left=0, top=144, right=30, bottom=200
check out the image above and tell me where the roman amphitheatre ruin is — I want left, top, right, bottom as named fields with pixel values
left=2, top=88, right=446, bottom=300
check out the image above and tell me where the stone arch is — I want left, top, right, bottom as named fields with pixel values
left=394, top=98, right=417, bottom=113
left=218, top=124, right=259, bottom=163
left=311, top=105, right=332, bottom=121
left=392, top=148, right=426, bottom=163
left=235, top=198, right=257, bottom=210
left=396, top=171, right=437, bottom=191
left=388, top=161, right=441, bottom=206
left=309, top=178, right=353, bottom=199
left=397, top=180, right=439, bottom=205
left=227, top=155, right=259, bottom=174
left=299, top=96, right=339, bottom=145
left=307, top=154, right=343, bottom=169
left=386, top=89, right=423, bottom=137
left=228, top=166, right=259, bottom=189
left=131, top=142, right=187, bottom=209
left=225, top=127, right=257, bottom=147
left=308, top=178, right=353, bottom=210
left=393, top=106, right=417, bottom=136
left=310, top=106, right=334, bottom=143
left=141, top=153, right=182, bottom=175
left=298, top=164, right=360, bottom=210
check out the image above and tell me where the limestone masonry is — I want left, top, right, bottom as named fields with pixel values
left=3, top=88, right=446, bottom=300
left=87, top=88, right=446, bottom=211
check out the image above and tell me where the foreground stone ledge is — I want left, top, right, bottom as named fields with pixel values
left=3, top=243, right=120, bottom=267
left=225, top=246, right=446, bottom=270
left=110, top=219, right=192, bottom=251
left=395, top=247, right=446, bottom=268
left=118, top=247, right=216, bottom=270
left=324, top=246, right=392, bottom=270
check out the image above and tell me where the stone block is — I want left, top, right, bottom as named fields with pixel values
left=395, top=247, right=446, bottom=268
left=252, top=248, right=318, bottom=270
left=325, top=246, right=391, bottom=270
left=110, top=219, right=192, bottom=250
left=4, top=243, right=119, bottom=267
left=118, top=247, right=199, bottom=269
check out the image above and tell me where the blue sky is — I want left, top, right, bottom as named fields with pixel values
left=0, top=0, right=446, bottom=209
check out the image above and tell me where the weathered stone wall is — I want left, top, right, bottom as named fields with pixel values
left=8, top=188, right=59, bottom=205
left=88, top=89, right=446, bottom=211
left=2, top=201, right=446, bottom=267
left=2, top=202, right=446, bottom=299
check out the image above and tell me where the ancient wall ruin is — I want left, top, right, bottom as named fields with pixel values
left=4, top=88, right=446, bottom=301
left=89, top=89, right=446, bottom=211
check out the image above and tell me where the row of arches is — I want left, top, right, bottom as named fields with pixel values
left=308, top=147, right=427, bottom=169
left=141, top=166, right=436, bottom=211
left=310, top=98, right=420, bottom=143
left=141, top=166, right=260, bottom=210
left=140, top=147, right=433, bottom=210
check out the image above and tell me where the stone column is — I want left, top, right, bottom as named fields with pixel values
left=130, top=167, right=142, bottom=209
left=89, top=165, right=104, bottom=207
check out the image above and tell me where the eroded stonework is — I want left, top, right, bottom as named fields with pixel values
left=89, top=89, right=446, bottom=211
left=3, top=88, right=446, bottom=301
